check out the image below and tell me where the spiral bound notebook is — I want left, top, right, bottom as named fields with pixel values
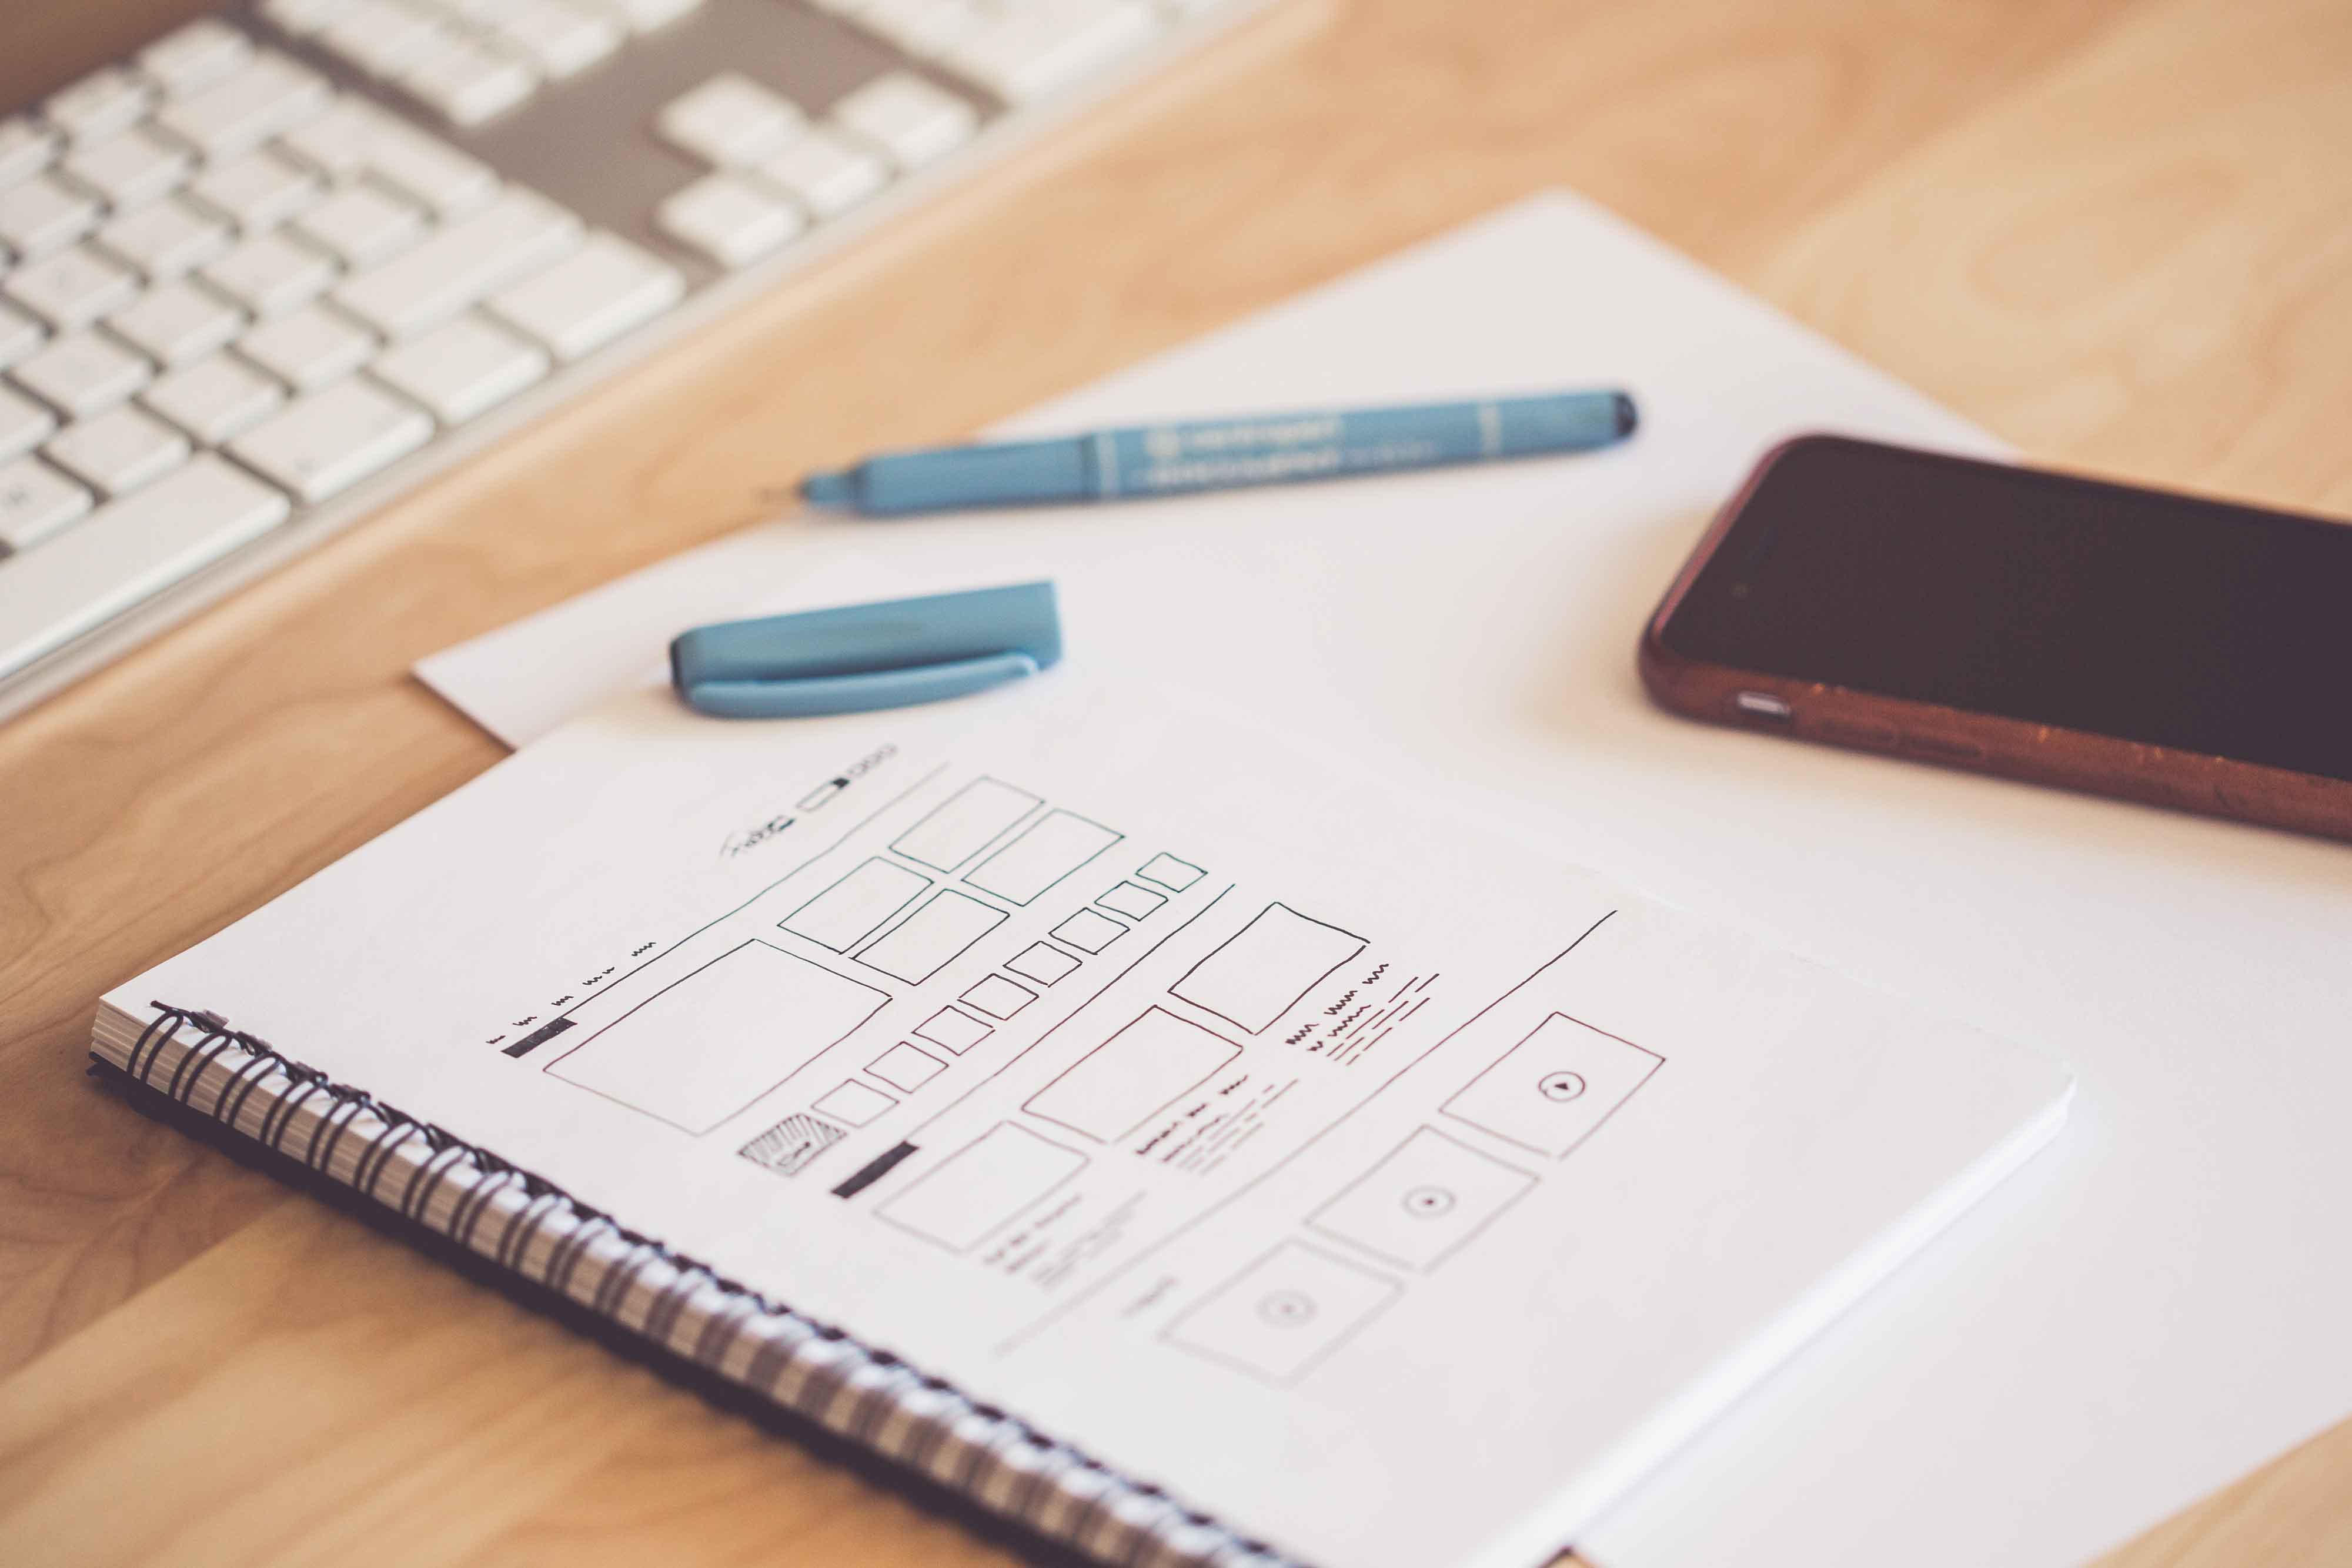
left=91, top=677, right=2072, bottom=1568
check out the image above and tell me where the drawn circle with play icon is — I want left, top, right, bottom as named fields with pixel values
left=1257, top=1289, right=1319, bottom=1328
left=1539, top=1070, right=1588, bottom=1101
left=1401, top=1185, right=1457, bottom=1218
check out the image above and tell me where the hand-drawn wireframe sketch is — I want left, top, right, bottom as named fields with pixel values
left=1049, top=907, right=1127, bottom=954
left=889, top=776, right=1042, bottom=872
left=779, top=856, right=930, bottom=952
left=1135, top=853, right=1205, bottom=892
left=964, top=808, right=1122, bottom=904
left=867, top=1041, right=947, bottom=1093
left=547, top=940, right=888, bottom=1134
left=878, top=1121, right=1087, bottom=1251
left=1163, top=1240, right=1402, bottom=1385
left=1023, top=1006, right=1242, bottom=1143
left=1441, top=1012, right=1665, bottom=1158
left=1004, top=941, right=1082, bottom=987
left=1169, top=902, right=1368, bottom=1034
left=737, top=1112, right=848, bottom=1176
left=913, top=1007, right=992, bottom=1054
left=1095, top=880, right=1168, bottom=920
left=960, top=974, right=1038, bottom=1020
left=854, top=889, right=1008, bottom=983
left=813, top=1079, right=897, bottom=1128
left=1305, top=1126, right=1536, bottom=1271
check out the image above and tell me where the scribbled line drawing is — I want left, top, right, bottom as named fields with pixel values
left=779, top=857, right=930, bottom=952
left=1162, top=1241, right=1401, bottom=1386
left=1136, top=854, right=1205, bottom=892
left=914, top=1007, right=991, bottom=1054
left=738, top=1113, right=847, bottom=1176
left=867, top=1041, right=947, bottom=1093
left=964, top=808, right=1122, bottom=905
left=960, top=974, right=1037, bottom=1020
left=854, top=889, right=1007, bottom=984
left=1441, top=1012, right=1665, bottom=1159
left=890, top=777, right=1042, bottom=872
left=547, top=940, right=887, bottom=1135
left=1305, top=1126, right=1535, bottom=1272
left=877, top=1122, right=1086, bottom=1251
left=1050, top=907, right=1127, bottom=954
left=814, top=1080, right=897, bottom=1127
left=1169, top=902, right=1368, bottom=1034
left=1005, top=942, right=1082, bottom=987
left=832, top=1140, right=919, bottom=1199
left=1095, top=881, right=1168, bottom=921
left=502, top=1017, right=574, bottom=1058
left=1023, top=1006, right=1242, bottom=1144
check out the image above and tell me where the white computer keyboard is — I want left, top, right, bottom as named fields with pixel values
left=0, top=0, right=1264, bottom=717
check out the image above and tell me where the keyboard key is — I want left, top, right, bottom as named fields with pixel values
left=491, top=1, right=622, bottom=79
left=656, top=74, right=804, bottom=168
left=830, top=71, right=975, bottom=170
left=371, top=312, right=547, bottom=422
left=10, top=329, right=152, bottom=418
left=333, top=188, right=580, bottom=337
left=486, top=231, right=682, bottom=360
left=0, top=301, right=43, bottom=372
left=226, top=375, right=432, bottom=502
left=202, top=232, right=339, bottom=318
left=153, top=52, right=331, bottom=161
left=350, top=121, right=500, bottom=215
left=756, top=128, right=889, bottom=219
left=947, top=4, right=1158, bottom=102
left=4, top=245, right=141, bottom=332
left=44, top=67, right=155, bottom=145
left=105, top=279, right=246, bottom=366
left=239, top=302, right=377, bottom=389
left=43, top=403, right=192, bottom=497
left=856, top=0, right=983, bottom=58
left=579, top=0, right=704, bottom=31
left=188, top=148, right=325, bottom=232
left=0, top=119, right=59, bottom=188
left=95, top=195, right=233, bottom=280
left=319, top=0, right=445, bottom=77
left=0, top=455, right=290, bottom=679
left=0, top=454, right=93, bottom=553
left=400, top=37, right=539, bottom=127
left=0, top=382, right=56, bottom=462
left=273, top=98, right=383, bottom=180
left=292, top=181, right=427, bottom=266
left=60, top=126, right=196, bottom=211
left=142, top=352, right=286, bottom=443
left=259, top=0, right=358, bottom=35
left=0, top=174, right=103, bottom=259
left=139, top=19, right=256, bottom=96
left=654, top=173, right=799, bottom=267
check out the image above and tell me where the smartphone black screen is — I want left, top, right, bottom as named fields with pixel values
left=1659, top=437, right=2352, bottom=782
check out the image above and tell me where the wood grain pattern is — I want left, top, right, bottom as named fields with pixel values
left=1, top=0, right=2348, bottom=1563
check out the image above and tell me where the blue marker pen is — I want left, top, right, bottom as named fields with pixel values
left=799, top=388, right=1637, bottom=516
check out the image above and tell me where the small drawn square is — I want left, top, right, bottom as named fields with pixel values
left=1051, top=908, right=1127, bottom=954
left=739, top=1113, right=847, bottom=1176
left=1137, top=854, right=1204, bottom=892
left=961, top=974, right=1037, bottom=1019
left=813, top=1080, right=896, bottom=1127
left=867, top=1041, right=947, bottom=1093
left=914, top=1007, right=992, bottom=1054
left=1005, top=942, right=1081, bottom=986
left=1096, top=881, right=1167, bottom=920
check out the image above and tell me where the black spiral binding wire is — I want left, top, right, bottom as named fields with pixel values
left=103, top=1002, right=1295, bottom=1568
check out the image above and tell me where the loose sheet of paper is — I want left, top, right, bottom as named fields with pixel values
left=117, top=676, right=2066, bottom=1568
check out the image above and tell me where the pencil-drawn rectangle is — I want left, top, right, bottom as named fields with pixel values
left=1005, top=942, right=1081, bottom=986
left=1096, top=881, right=1168, bottom=920
left=1050, top=908, right=1127, bottom=954
left=813, top=1079, right=896, bottom=1128
left=964, top=809, right=1122, bottom=904
left=1164, top=1241, right=1401, bottom=1386
left=1024, top=1007, right=1241, bottom=1143
left=855, top=890, right=1008, bottom=984
left=780, top=857, right=930, bottom=951
left=1306, top=1126, right=1536, bottom=1271
left=914, top=1007, right=991, bottom=1054
left=867, top=1041, right=947, bottom=1092
left=878, top=1122, right=1085, bottom=1251
left=1441, top=1012, right=1665, bottom=1159
left=890, top=777, right=1041, bottom=871
left=739, top=1114, right=847, bottom=1176
left=547, top=941, right=888, bottom=1135
left=1169, top=903, right=1368, bottom=1034
left=1137, top=854, right=1205, bottom=892
left=960, top=975, right=1036, bottom=1019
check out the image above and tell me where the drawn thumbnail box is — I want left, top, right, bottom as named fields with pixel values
left=1164, top=1241, right=1401, bottom=1385
left=1441, top=1012, right=1663, bottom=1158
left=1170, top=902, right=1366, bottom=1034
left=878, top=1122, right=1084, bottom=1251
left=1024, top=1006, right=1240, bottom=1143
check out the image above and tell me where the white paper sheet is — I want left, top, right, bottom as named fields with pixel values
left=414, top=191, right=2352, bottom=1568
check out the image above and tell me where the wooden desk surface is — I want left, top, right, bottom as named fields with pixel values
left=4, top=1, right=2350, bottom=1564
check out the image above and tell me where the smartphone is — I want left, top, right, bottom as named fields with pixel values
left=1640, top=434, right=2352, bottom=841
